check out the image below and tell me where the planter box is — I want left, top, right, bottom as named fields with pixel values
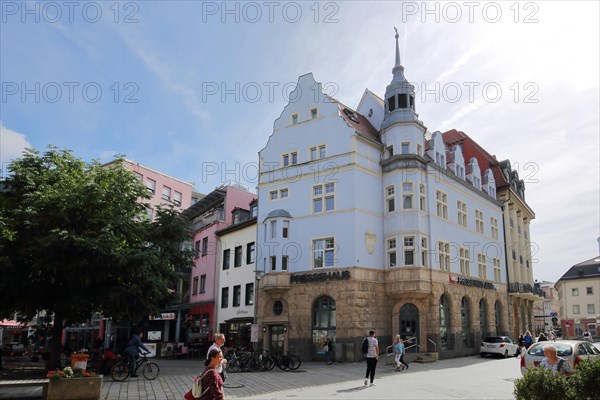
left=46, top=376, right=102, bottom=400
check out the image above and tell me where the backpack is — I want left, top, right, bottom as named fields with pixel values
left=184, top=369, right=211, bottom=400
left=361, top=337, right=369, bottom=356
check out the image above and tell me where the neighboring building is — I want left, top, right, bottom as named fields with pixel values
left=442, top=131, right=544, bottom=338
left=93, top=160, right=196, bottom=349
left=555, top=257, right=600, bottom=339
left=533, top=281, right=560, bottom=336
left=256, top=32, right=509, bottom=361
left=182, top=183, right=256, bottom=344
left=215, top=200, right=258, bottom=348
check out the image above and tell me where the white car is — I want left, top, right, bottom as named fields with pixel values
left=480, top=336, right=519, bottom=358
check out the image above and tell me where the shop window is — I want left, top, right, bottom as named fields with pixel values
left=439, top=294, right=450, bottom=351
left=494, top=301, right=502, bottom=335
left=479, top=299, right=488, bottom=337
left=461, top=297, right=472, bottom=346
left=312, top=296, right=336, bottom=355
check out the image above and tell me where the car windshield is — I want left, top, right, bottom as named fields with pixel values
left=483, top=337, right=503, bottom=343
left=528, top=343, right=573, bottom=356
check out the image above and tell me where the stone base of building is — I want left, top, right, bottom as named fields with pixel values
left=257, top=267, right=508, bottom=362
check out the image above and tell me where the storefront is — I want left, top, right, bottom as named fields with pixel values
left=257, top=268, right=509, bottom=362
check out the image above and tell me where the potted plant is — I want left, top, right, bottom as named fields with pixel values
left=46, top=367, right=102, bottom=400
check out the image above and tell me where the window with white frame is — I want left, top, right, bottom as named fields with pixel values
left=587, top=287, right=593, bottom=295
left=146, top=207, right=154, bottom=221
left=310, top=147, right=318, bottom=160
left=173, top=191, right=182, bottom=206
left=192, top=277, right=199, bottom=294
left=282, top=220, right=289, bottom=238
left=417, top=144, right=422, bottom=156
left=223, top=249, right=230, bottom=270
left=291, top=113, right=299, bottom=124
left=404, top=236, right=415, bottom=265
left=234, top=246, right=242, bottom=267
left=401, top=142, right=410, bottom=154
left=134, top=172, right=143, bottom=181
left=588, top=304, right=595, bottom=314
left=573, top=305, right=580, bottom=314
left=280, top=188, right=289, bottom=198
left=269, top=190, right=278, bottom=200
left=491, top=217, right=499, bottom=239
left=246, top=242, right=255, bottom=264
left=493, top=258, right=501, bottom=282
left=270, top=256, right=277, bottom=271
left=270, top=220, right=276, bottom=239
left=146, top=178, right=156, bottom=195
left=319, top=145, right=326, bottom=158
left=282, top=152, right=297, bottom=167
left=233, top=285, right=241, bottom=307
left=475, top=210, right=484, bottom=234
left=312, top=183, right=335, bottom=213
left=460, top=247, right=470, bottom=274
left=402, top=182, right=413, bottom=209
left=162, top=186, right=171, bottom=201
left=245, top=283, right=254, bottom=305
left=421, top=237, right=428, bottom=266
left=436, top=190, right=448, bottom=219
left=313, top=238, right=335, bottom=268
left=221, top=287, right=229, bottom=308
left=572, top=288, right=579, bottom=296
left=387, top=238, right=397, bottom=267
left=457, top=201, right=467, bottom=227
left=200, top=275, right=206, bottom=293
left=478, top=253, right=487, bottom=279
left=386, top=185, right=395, bottom=213
left=419, top=184, right=426, bottom=211
left=282, top=255, right=289, bottom=271
left=438, top=241, right=450, bottom=271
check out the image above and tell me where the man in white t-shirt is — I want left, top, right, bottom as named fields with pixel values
left=364, top=330, right=379, bottom=386
left=207, top=333, right=227, bottom=381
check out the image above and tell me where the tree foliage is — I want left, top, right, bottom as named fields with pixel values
left=0, top=147, right=194, bottom=355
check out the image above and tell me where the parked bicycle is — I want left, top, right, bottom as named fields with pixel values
left=272, top=351, right=301, bottom=371
left=110, top=352, right=159, bottom=381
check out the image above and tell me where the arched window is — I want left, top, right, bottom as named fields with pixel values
left=495, top=301, right=502, bottom=335
left=312, top=296, right=336, bottom=354
left=461, top=297, right=472, bottom=346
left=479, top=299, right=488, bottom=337
left=439, top=294, right=450, bottom=351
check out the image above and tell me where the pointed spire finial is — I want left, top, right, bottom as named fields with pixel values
left=393, top=27, right=401, bottom=68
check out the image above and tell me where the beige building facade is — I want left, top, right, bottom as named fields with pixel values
left=555, top=257, right=600, bottom=339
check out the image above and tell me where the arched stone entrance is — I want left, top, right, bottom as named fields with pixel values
left=399, top=303, right=419, bottom=353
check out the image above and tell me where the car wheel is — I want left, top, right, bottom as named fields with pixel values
left=503, top=350, right=508, bottom=358
left=480, top=353, right=486, bottom=358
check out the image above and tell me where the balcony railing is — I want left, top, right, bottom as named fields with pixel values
left=508, top=282, right=545, bottom=298
left=191, top=208, right=225, bottom=232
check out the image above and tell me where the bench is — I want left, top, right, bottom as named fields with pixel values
left=0, top=379, right=49, bottom=399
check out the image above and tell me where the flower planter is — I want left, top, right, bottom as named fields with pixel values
left=46, top=376, right=103, bottom=400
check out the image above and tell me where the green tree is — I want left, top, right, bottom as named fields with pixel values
left=0, top=147, right=194, bottom=368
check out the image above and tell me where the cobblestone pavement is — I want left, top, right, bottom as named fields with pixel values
left=1, top=354, right=523, bottom=400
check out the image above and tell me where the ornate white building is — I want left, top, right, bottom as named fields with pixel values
left=256, top=32, right=511, bottom=361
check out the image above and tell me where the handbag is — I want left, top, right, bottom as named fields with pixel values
left=322, top=344, right=329, bottom=352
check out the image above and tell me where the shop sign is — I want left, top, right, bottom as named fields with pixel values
left=147, top=331, right=162, bottom=341
left=449, top=275, right=497, bottom=290
left=149, top=313, right=176, bottom=320
left=236, top=310, right=249, bottom=315
left=290, top=270, right=351, bottom=283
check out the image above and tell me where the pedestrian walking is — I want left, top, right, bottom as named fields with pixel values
left=524, top=331, right=533, bottom=349
left=325, top=336, right=334, bottom=365
left=184, top=348, right=225, bottom=400
left=363, top=330, right=379, bottom=386
left=393, top=334, right=409, bottom=371
left=517, top=335, right=525, bottom=358
left=207, top=333, right=228, bottom=382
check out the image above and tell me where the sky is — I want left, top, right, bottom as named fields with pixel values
left=1, top=1, right=598, bottom=283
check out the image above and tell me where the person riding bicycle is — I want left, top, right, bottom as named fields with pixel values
left=124, top=329, right=150, bottom=378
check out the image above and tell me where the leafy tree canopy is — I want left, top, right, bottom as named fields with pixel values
left=0, top=147, right=194, bottom=326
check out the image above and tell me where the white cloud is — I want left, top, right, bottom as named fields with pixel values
left=0, top=122, right=32, bottom=176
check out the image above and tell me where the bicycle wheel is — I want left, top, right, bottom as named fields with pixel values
left=110, top=362, right=130, bottom=382
left=276, top=356, right=292, bottom=371
left=263, top=355, right=275, bottom=371
left=289, top=355, right=301, bottom=370
left=142, top=362, right=160, bottom=380
left=227, top=358, right=240, bottom=373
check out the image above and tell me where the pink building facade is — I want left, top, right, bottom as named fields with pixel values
left=183, top=184, right=256, bottom=342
